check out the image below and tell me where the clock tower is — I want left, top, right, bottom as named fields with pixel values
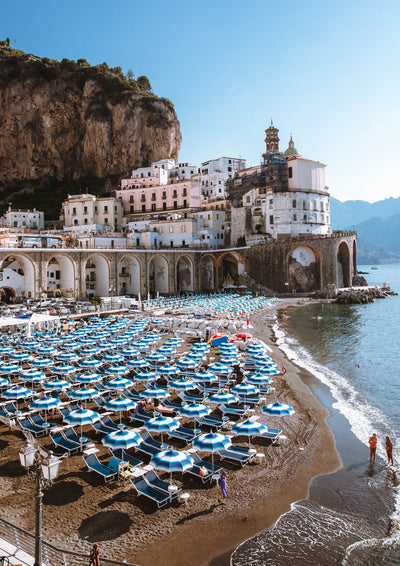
left=264, top=120, right=280, bottom=154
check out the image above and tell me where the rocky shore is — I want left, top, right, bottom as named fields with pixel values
left=334, top=285, right=397, bottom=304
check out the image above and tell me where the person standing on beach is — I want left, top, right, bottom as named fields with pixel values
left=369, top=433, right=377, bottom=462
left=386, top=435, right=394, bottom=465
left=218, top=470, right=227, bottom=504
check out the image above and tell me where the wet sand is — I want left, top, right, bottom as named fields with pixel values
left=0, top=300, right=342, bottom=566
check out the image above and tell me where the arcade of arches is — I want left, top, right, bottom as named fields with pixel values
left=0, top=234, right=357, bottom=301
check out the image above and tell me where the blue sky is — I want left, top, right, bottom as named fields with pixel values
left=2, top=0, right=399, bottom=203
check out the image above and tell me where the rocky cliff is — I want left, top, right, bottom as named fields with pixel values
left=0, top=45, right=182, bottom=217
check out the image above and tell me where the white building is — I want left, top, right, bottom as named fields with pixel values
left=201, top=157, right=246, bottom=200
left=1, top=207, right=44, bottom=230
left=61, top=194, right=124, bottom=232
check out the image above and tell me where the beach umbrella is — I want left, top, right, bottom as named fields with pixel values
left=247, top=374, right=273, bottom=386
left=106, top=364, right=130, bottom=376
left=19, top=369, right=46, bottom=388
left=103, top=377, right=134, bottom=390
left=178, top=403, right=210, bottom=428
left=120, top=347, right=140, bottom=359
left=98, top=341, right=117, bottom=350
left=262, top=402, right=295, bottom=417
left=30, top=357, right=54, bottom=368
left=29, top=395, right=62, bottom=423
left=231, top=419, right=268, bottom=449
left=176, top=358, right=198, bottom=370
left=208, top=363, right=231, bottom=375
left=231, top=383, right=260, bottom=397
left=169, top=378, right=196, bottom=391
left=218, top=356, right=239, bottom=366
left=126, top=358, right=148, bottom=369
left=255, top=366, right=280, bottom=376
left=0, top=377, right=10, bottom=390
left=144, top=416, right=179, bottom=445
left=79, top=347, right=101, bottom=357
left=102, top=353, right=124, bottom=363
left=193, top=371, right=218, bottom=383
left=140, top=387, right=170, bottom=400
left=64, top=407, right=99, bottom=439
left=36, top=345, right=59, bottom=357
left=186, top=351, right=206, bottom=361
left=134, top=370, right=160, bottom=382
left=78, top=358, right=102, bottom=369
left=69, top=387, right=99, bottom=407
left=59, top=341, right=80, bottom=351
left=150, top=449, right=193, bottom=485
left=52, top=364, right=76, bottom=375
left=74, top=372, right=103, bottom=385
left=10, top=352, right=33, bottom=363
left=104, top=396, right=136, bottom=424
left=146, top=352, right=168, bottom=365
left=208, top=391, right=238, bottom=405
left=0, top=363, right=23, bottom=375
left=102, top=425, right=143, bottom=451
left=157, top=365, right=180, bottom=377
left=56, top=352, right=80, bottom=363
left=43, top=378, right=71, bottom=391
left=0, top=347, right=15, bottom=356
left=2, top=385, right=33, bottom=408
left=192, top=432, right=232, bottom=473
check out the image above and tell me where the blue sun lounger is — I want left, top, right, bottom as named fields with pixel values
left=50, top=431, right=81, bottom=455
left=255, top=428, right=282, bottom=444
left=191, top=452, right=222, bottom=474
left=110, top=448, right=142, bottom=469
left=131, top=476, right=170, bottom=508
left=218, top=404, right=249, bottom=418
left=196, top=414, right=225, bottom=430
left=83, top=453, right=118, bottom=483
left=217, top=447, right=252, bottom=467
left=19, top=417, right=48, bottom=438
left=63, top=427, right=92, bottom=448
left=137, top=432, right=164, bottom=456
left=167, top=425, right=198, bottom=444
left=92, top=419, right=118, bottom=435
left=143, top=469, right=182, bottom=499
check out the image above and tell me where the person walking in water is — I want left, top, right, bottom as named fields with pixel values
left=218, top=470, right=227, bottom=504
left=369, top=433, right=377, bottom=462
left=386, top=435, right=394, bottom=465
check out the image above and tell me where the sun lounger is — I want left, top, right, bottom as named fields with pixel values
left=131, top=476, right=170, bottom=508
left=63, top=427, right=92, bottom=447
left=196, top=414, right=225, bottom=430
left=92, top=419, right=118, bottom=435
left=217, top=447, right=252, bottom=467
left=183, top=462, right=213, bottom=483
left=110, top=448, right=142, bottom=468
left=179, top=391, right=205, bottom=404
left=101, top=415, right=119, bottom=431
left=83, top=453, right=117, bottom=483
left=4, top=403, right=18, bottom=416
left=191, top=452, right=222, bottom=474
left=255, top=428, right=282, bottom=444
left=162, top=399, right=182, bottom=411
left=143, top=469, right=182, bottom=499
left=167, top=425, right=198, bottom=444
left=19, top=417, right=48, bottom=438
left=136, top=432, right=164, bottom=456
left=50, top=431, right=81, bottom=454
left=29, top=413, right=56, bottom=431
left=218, top=404, right=249, bottom=418
left=93, top=395, right=112, bottom=410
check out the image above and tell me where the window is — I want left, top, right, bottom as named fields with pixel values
left=142, top=204, right=146, bottom=212
left=104, top=217, right=108, bottom=224
left=269, top=215, right=274, bottom=225
left=72, top=207, right=76, bottom=215
left=182, top=240, right=186, bottom=246
left=163, top=202, right=167, bottom=211
left=269, top=199, right=273, bottom=209
left=129, top=195, right=134, bottom=203
left=216, top=214, right=219, bottom=220
left=173, top=189, right=177, bottom=198
left=83, top=206, right=88, bottom=214
left=208, top=214, right=211, bottom=220
left=292, top=199, right=296, bottom=208
left=183, top=200, right=187, bottom=208
left=313, top=201, right=317, bottom=211
left=288, top=167, right=293, bottom=178
left=227, top=167, right=232, bottom=172
left=130, top=205, right=134, bottom=213
left=84, top=218, right=88, bottom=225
left=151, top=204, right=156, bottom=211
left=321, top=202, right=324, bottom=212
left=303, top=214, right=307, bottom=221
left=162, top=191, right=166, bottom=200
left=181, top=225, right=186, bottom=233
left=173, top=201, right=177, bottom=209
left=136, top=238, right=140, bottom=246
left=293, top=213, right=297, bottom=221
left=104, top=206, right=108, bottom=213
left=303, top=201, right=306, bottom=210
left=141, top=194, right=146, bottom=202
left=151, top=192, right=156, bottom=201
left=94, top=206, right=98, bottom=213
left=182, top=188, right=187, bottom=196
left=169, top=226, right=174, bottom=233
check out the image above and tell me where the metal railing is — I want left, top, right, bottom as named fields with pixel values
left=0, top=516, right=139, bottom=566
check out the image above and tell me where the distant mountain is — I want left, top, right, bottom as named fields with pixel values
left=330, top=196, right=400, bottom=229
left=330, top=196, right=400, bottom=264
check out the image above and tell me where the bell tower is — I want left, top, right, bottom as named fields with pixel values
left=264, top=119, right=280, bottom=154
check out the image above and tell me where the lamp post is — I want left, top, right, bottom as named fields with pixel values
left=18, top=442, right=61, bottom=566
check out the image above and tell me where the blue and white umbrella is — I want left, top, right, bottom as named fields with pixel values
left=74, top=372, right=102, bottom=385
left=59, top=341, right=80, bottom=351
left=104, top=396, right=136, bottom=424
left=158, top=365, right=180, bottom=377
left=102, top=352, right=124, bottom=363
left=10, top=352, right=33, bottom=363
left=0, top=377, right=10, bottom=390
left=255, top=366, right=280, bottom=376
left=145, top=415, right=179, bottom=445
left=178, top=402, right=210, bottom=428
left=193, top=371, right=218, bottom=383
left=218, top=356, right=239, bottom=366
left=64, top=407, right=99, bottom=438
left=208, top=391, right=238, bottom=405
left=208, top=363, right=231, bottom=375
left=52, top=364, right=76, bottom=375
left=231, top=383, right=260, bottom=397
left=262, top=402, right=295, bottom=417
left=36, top=346, right=59, bottom=357
left=192, top=432, right=232, bottom=472
left=106, top=364, right=130, bottom=376
left=104, top=377, right=134, bottom=390
left=2, top=385, right=33, bottom=408
left=78, top=358, right=102, bottom=369
left=0, top=347, right=15, bottom=356
left=57, top=352, right=80, bottom=363
left=146, top=352, right=168, bottom=365
left=0, top=363, right=22, bottom=375
left=102, top=425, right=143, bottom=450
left=30, top=357, right=54, bottom=368
left=44, top=378, right=71, bottom=391
left=120, top=347, right=140, bottom=359
left=247, top=374, right=273, bottom=386
left=29, top=395, right=62, bottom=422
left=126, top=358, right=148, bottom=369
left=231, top=419, right=268, bottom=449
left=134, top=370, right=160, bottom=382
left=68, top=387, right=99, bottom=406
left=140, top=387, right=169, bottom=400
left=79, top=347, right=101, bottom=357
left=19, top=369, right=46, bottom=387
left=169, top=379, right=196, bottom=391
left=150, top=448, right=193, bottom=484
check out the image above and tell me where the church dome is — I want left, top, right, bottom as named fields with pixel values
left=284, top=135, right=299, bottom=156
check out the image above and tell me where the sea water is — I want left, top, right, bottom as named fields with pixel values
left=231, top=265, right=400, bottom=565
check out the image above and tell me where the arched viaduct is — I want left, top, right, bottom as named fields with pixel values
left=0, top=232, right=357, bottom=300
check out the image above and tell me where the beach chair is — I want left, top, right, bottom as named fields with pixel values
left=162, top=399, right=182, bottom=411
left=110, top=448, right=142, bottom=469
left=92, top=419, right=118, bottom=435
left=50, top=431, right=81, bottom=454
left=63, top=427, right=92, bottom=447
left=137, top=432, right=164, bottom=456
left=196, top=414, right=225, bottom=430
left=236, top=394, right=261, bottom=406
left=255, top=428, right=282, bottom=444
left=183, top=461, right=213, bottom=483
left=101, top=415, right=119, bottom=431
left=217, top=447, right=252, bottom=467
left=29, top=413, right=56, bottom=431
left=167, top=425, right=198, bottom=444
left=4, top=403, right=18, bottom=416
left=131, top=476, right=170, bottom=508
left=191, top=452, right=222, bottom=474
left=59, top=407, right=71, bottom=420
left=218, top=404, right=249, bottom=418
left=83, top=453, right=117, bottom=483
left=144, top=469, right=182, bottom=499
left=179, top=391, right=205, bottom=404
left=19, top=417, right=48, bottom=438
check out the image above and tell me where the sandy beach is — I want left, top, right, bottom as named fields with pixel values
left=0, top=299, right=342, bottom=566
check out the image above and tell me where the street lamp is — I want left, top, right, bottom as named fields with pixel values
left=18, top=442, right=61, bottom=566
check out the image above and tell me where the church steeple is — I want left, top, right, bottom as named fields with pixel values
left=264, top=120, right=280, bottom=154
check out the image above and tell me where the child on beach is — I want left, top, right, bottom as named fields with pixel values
left=369, top=433, right=377, bottom=462
left=386, top=435, right=393, bottom=465
left=218, top=470, right=227, bottom=504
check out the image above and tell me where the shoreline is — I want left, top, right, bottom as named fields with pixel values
left=0, top=298, right=343, bottom=566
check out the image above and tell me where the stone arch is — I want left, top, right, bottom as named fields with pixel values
left=337, top=241, right=350, bottom=288
left=148, top=255, right=170, bottom=295
left=44, top=255, right=76, bottom=297
left=0, top=253, right=36, bottom=300
left=118, top=255, right=142, bottom=297
left=288, top=245, right=321, bottom=292
left=176, top=255, right=194, bottom=293
left=84, top=254, right=110, bottom=298
left=0, top=287, right=16, bottom=303
left=217, top=252, right=245, bottom=289
left=200, top=255, right=217, bottom=291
